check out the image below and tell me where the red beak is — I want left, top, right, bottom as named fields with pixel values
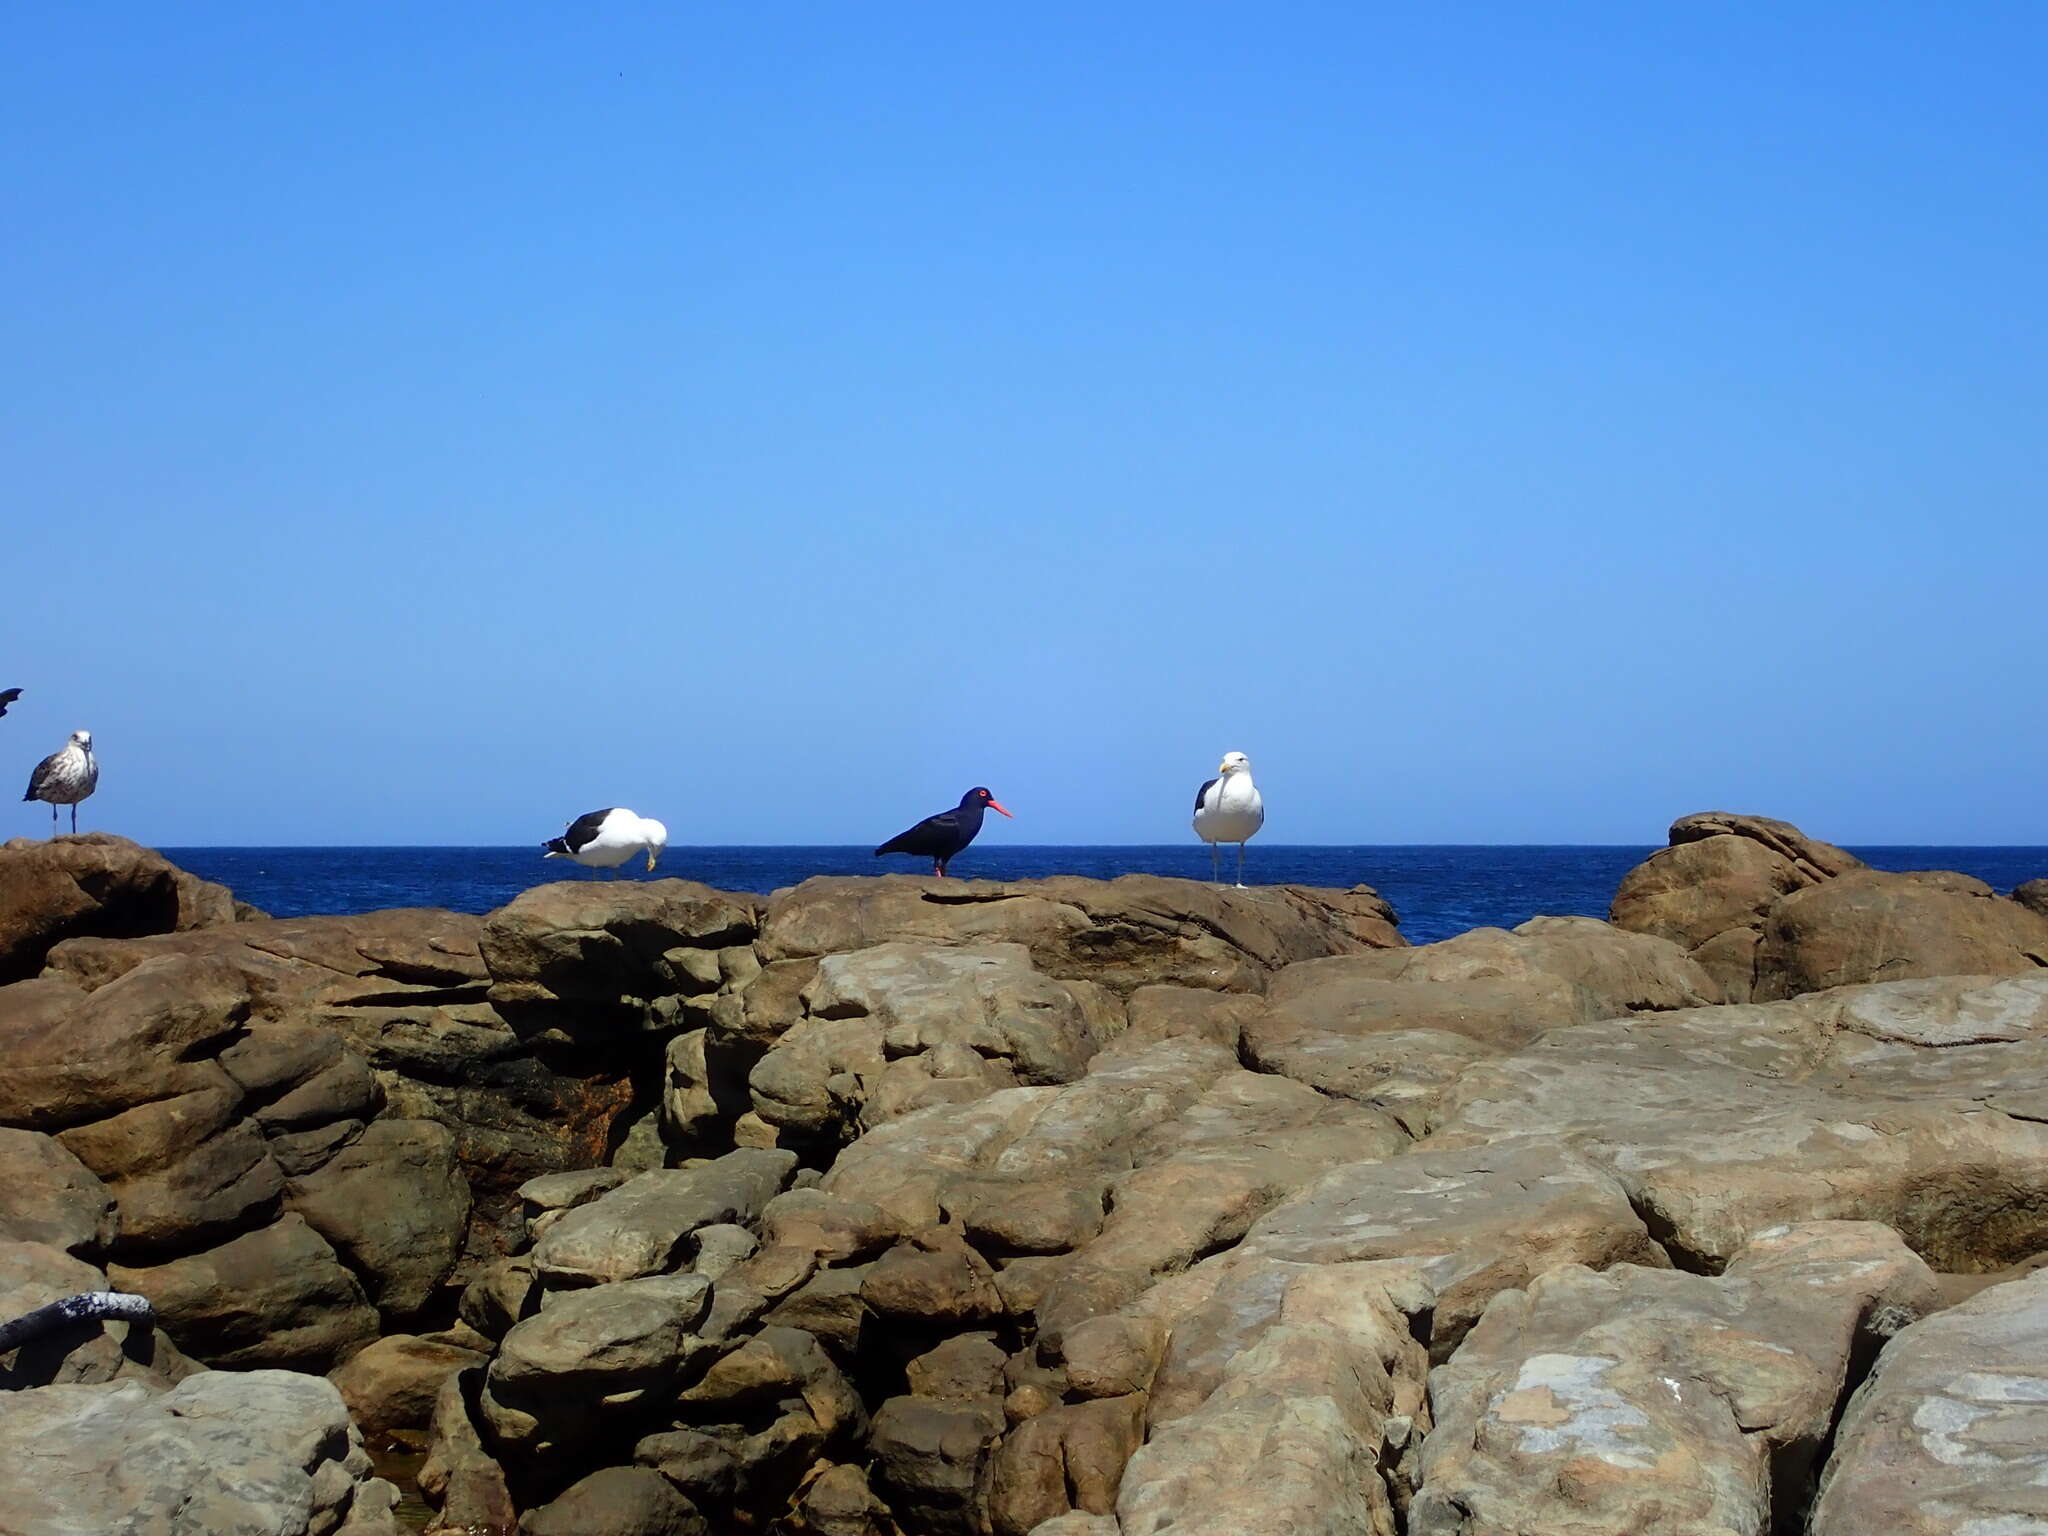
left=987, top=798, right=1014, bottom=818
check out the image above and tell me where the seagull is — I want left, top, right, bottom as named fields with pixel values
left=874, top=787, right=1013, bottom=877
left=540, top=808, right=668, bottom=878
left=24, top=729, right=97, bottom=836
left=0, top=688, right=20, bottom=719
left=1193, top=750, right=1264, bottom=886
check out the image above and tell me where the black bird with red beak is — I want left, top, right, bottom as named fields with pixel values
left=874, top=786, right=1013, bottom=877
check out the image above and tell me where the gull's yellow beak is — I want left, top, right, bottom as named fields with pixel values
left=1217, top=760, right=1231, bottom=775
left=646, top=850, right=659, bottom=872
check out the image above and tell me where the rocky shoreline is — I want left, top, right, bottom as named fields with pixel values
left=2, top=817, right=2046, bottom=1534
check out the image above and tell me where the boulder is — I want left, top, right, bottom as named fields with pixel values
left=520, top=1465, right=707, bottom=1536
left=0, top=1128, right=117, bottom=1256
left=0, top=1368, right=397, bottom=1536
left=1754, top=868, right=2048, bottom=1000
left=1241, top=918, right=1718, bottom=1128
left=1230, top=1139, right=1666, bottom=1358
left=1411, top=1222, right=1944, bottom=1535
left=287, top=1117, right=472, bottom=1319
left=756, top=874, right=1403, bottom=997
left=0, top=833, right=256, bottom=984
left=748, top=943, right=1122, bottom=1147
left=1099, top=1257, right=1431, bottom=1536
left=1811, top=1266, right=2048, bottom=1534
left=1428, top=974, right=2048, bottom=1272
left=0, top=956, right=250, bottom=1132
left=418, top=1365, right=518, bottom=1536
left=868, top=1393, right=1007, bottom=1536
left=529, top=1149, right=797, bottom=1289
left=1609, top=812, right=1861, bottom=1000
left=479, top=1274, right=713, bottom=1464
left=110, top=1212, right=381, bottom=1371
left=824, top=1036, right=1410, bottom=1348
left=330, top=1328, right=493, bottom=1448
left=2016, top=878, right=2048, bottom=918
left=477, top=880, right=760, bottom=1038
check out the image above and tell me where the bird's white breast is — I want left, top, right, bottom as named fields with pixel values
left=1195, top=774, right=1264, bottom=843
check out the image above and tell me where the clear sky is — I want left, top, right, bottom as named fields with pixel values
left=6, top=4, right=2044, bottom=846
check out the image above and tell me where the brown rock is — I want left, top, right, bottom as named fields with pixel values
left=420, top=1364, right=518, bottom=1536
left=0, top=833, right=255, bottom=984
left=0, top=1128, right=116, bottom=1256
left=867, top=1393, right=1007, bottom=1536
left=332, top=1330, right=491, bottom=1447
left=2016, top=878, right=2048, bottom=918
left=905, top=1331, right=1008, bottom=1401
left=1413, top=1223, right=1945, bottom=1535
left=520, top=1465, right=707, bottom=1536
left=0, top=1239, right=198, bottom=1389
left=1610, top=811, right=1861, bottom=1000
left=1755, top=868, right=2048, bottom=1000
left=110, top=1212, right=381, bottom=1370
left=478, top=880, right=760, bottom=1036
left=989, top=1394, right=1146, bottom=1536
left=0, top=957, right=250, bottom=1132
left=1810, top=1266, right=2048, bottom=1535
left=861, top=1226, right=1003, bottom=1326
left=1429, top=974, right=2048, bottom=1273
left=288, top=1117, right=471, bottom=1319
left=756, top=873, right=1403, bottom=996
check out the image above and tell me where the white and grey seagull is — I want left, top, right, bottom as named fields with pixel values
left=1193, top=750, right=1264, bottom=887
left=24, top=729, right=97, bottom=836
left=540, top=807, right=668, bottom=878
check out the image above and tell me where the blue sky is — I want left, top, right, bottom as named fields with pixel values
left=6, top=3, right=2044, bottom=845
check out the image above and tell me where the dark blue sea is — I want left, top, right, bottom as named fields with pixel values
left=162, top=846, right=2048, bottom=946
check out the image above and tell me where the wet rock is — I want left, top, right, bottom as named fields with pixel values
left=529, top=1149, right=797, bottom=1289
left=0, top=832, right=255, bottom=985
left=1811, top=1265, right=2048, bottom=1534
left=1412, top=1222, right=1945, bottom=1535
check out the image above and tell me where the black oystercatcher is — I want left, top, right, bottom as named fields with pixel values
left=24, top=729, right=96, bottom=836
left=874, top=787, right=1013, bottom=877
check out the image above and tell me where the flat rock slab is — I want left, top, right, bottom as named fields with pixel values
left=756, top=874, right=1404, bottom=996
left=531, top=1149, right=797, bottom=1288
left=1233, top=1138, right=1666, bottom=1356
left=0, top=1368, right=395, bottom=1536
left=1811, top=1266, right=2048, bottom=1535
left=1428, top=974, right=2048, bottom=1272
left=1412, top=1222, right=1944, bottom=1536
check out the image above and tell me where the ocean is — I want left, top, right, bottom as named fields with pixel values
left=162, top=845, right=2048, bottom=947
